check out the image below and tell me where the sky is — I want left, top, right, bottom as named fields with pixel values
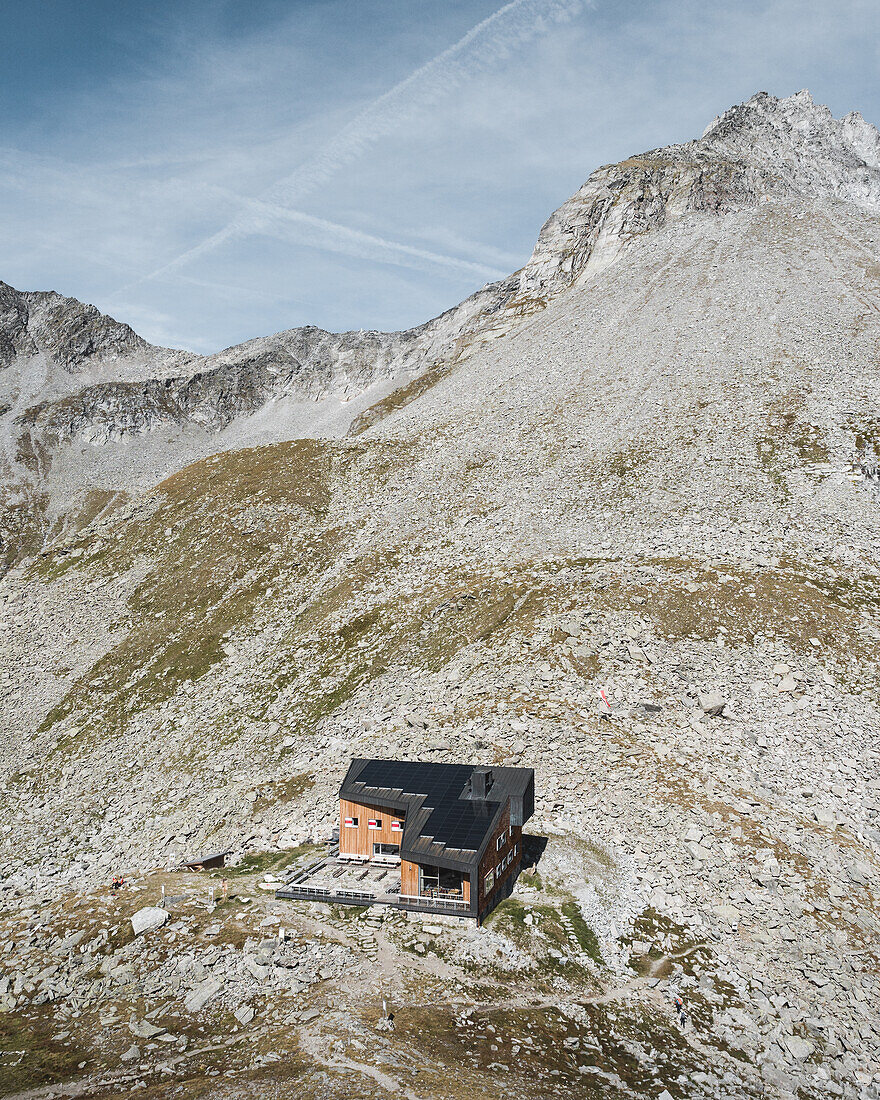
left=1, top=0, right=878, bottom=353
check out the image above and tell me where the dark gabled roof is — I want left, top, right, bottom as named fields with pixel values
left=339, top=759, right=534, bottom=871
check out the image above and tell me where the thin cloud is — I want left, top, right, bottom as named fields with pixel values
left=114, top=0, right=586, bottom=294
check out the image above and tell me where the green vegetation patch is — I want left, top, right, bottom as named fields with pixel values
left=0, top=1010, right=85, bottom=1095
left=847, top=413, right=880, bottom=458
left=485, top=895, right=603, bottom=988
left=756, top=389, right=830, bottom=495
left=644, top=559, right=880, bottom=664
left=227, top=845, right=319, bottom=879
left=560, top=900, right=603, bottom=966
left=348, top=360, right=453, bottom=436
left=37, top=439, right=348, bottom=736
left=395, top=1001, right=712, bottom=1099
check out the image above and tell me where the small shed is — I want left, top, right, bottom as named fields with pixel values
left=178, top=849, right=230, bottom=871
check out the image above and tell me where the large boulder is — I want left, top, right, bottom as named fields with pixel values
left=131, top=906, right=168, bottom=936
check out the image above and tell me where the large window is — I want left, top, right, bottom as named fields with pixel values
left=484, top=869, right=495, bottom=892
left=419, top=865, right=464, bottom=897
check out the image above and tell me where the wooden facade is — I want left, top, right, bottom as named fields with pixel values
left=397, top=859, right=471, bottom=903
left=339, top=797, right=405, bottom=858
left=341, top=798, right=473, bottom=906
left=400, top=858, right=419, bottom=897
left=477, top=802, right=521, bottom=917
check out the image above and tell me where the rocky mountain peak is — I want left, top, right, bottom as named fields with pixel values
left=0, top=280, right=152, bottom=372
left=519, top=90, right=880, bottom=297
left=697, top=89, right=880, bottom=207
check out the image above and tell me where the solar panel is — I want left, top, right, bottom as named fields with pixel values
left=343, top=759, right=534, bottom=864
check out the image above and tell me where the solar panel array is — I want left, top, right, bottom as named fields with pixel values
left=353, top=760, right=501, bottom=852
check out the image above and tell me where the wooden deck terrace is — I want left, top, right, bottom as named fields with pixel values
left=274, top=849, right=475, bottom=919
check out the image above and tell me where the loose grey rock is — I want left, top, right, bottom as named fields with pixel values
left=131, top=907, right=168, bottom=936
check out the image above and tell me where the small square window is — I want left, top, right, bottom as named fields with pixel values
left=368, top=818, right=382, bottom=829
left=344, top=816, right=359, bottom=828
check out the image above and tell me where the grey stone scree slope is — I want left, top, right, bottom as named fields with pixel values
left=1, top=90, right=880, bottom=1099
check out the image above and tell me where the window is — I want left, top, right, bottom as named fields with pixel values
left=509, top=825, right=514, bottom=840
left=367, top=818, right=382, bottom=830
left=484, top=869, right=495, bottom=892
left=391, top=820, right=403, bottom=832
left=496, top=834, right=505, bottom=852
left=512, top=843, right=518, bottom=856
left=344, top=816, right=359, bottom=828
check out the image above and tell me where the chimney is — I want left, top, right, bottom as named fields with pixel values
left=471, top=767, right=493, bottom=800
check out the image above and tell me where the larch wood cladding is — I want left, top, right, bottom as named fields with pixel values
left=400, top=859, right=419, bottom=896
left=339, top=798, right=405, bottom=857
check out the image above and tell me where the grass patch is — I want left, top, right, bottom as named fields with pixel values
left=0, top=1010, right=85, bottom=1095
left=36, top=439, right=347, bottom=738
left=560, top=900, right=603, bottom=965
left=348, top=360, right=452, bottom=436
left=393, top=1001, right=712, bottom=1099
left=228, top=847, right=316, bottom=879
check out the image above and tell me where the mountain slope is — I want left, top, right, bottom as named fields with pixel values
left=1, top=91, right=880, bottom=1098
left=5, top=90, right=880, bottom=573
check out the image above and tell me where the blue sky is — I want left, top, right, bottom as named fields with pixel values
left=1, top=0, right=878, bottom=352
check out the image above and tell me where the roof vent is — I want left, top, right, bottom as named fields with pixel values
left=471, top=767, right=493, bottom=800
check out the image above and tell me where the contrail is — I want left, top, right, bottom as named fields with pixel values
left=229, top=196, right=508, bottom=280
left=114, top=0, right=585, bottom=294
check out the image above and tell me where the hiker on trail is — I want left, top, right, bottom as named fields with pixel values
left=674, top=994, right=686, bottom=1026
left=220, top=878, right=229, bottom=902
left=110, top=875, right=124, bottom=891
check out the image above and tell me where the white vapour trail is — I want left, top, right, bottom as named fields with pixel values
left=263, top=0, right=586, bottom=209
left=116, top=0, right=585, bottom=292
left=230, top=196, right=509, bottom=280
